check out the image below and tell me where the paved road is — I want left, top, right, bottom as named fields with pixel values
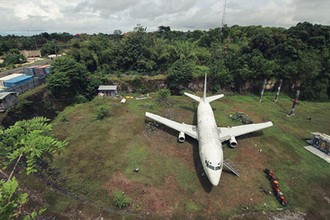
left=0, top=58, right=53, bottom=78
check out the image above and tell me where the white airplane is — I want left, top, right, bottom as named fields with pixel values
left=145, top=75, right=273, bottom=186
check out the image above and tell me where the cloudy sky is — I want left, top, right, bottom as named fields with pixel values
left=0, top=0, right=329, bottom=35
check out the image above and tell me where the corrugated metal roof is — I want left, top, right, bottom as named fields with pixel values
left=0, top=92, right=16, bottom=100
left=5, top=75, right=33, bottom=83
left=98, top=85, right=118, bottom=91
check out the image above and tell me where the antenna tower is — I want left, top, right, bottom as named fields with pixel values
left=221, top=0, right=227, bottom=27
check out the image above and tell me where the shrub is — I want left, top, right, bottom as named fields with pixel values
left=96, top=106, right=108, bottom=120
left=75, top=94, right=88, bottom=103
left=112, top=191, right=131, bottom=209
left=157, top=88, right=170, bottom=100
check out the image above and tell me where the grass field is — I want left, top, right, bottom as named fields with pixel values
left=21, top=92, right=330, bottom=219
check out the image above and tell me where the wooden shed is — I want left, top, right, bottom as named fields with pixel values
left=0, top=92, right=18, bottom=112
left=98, top=85, right=118, bottom=97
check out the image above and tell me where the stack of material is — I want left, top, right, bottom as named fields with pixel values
left=23, top=66, right=37, bottom=76
left=3, top=75, right=33, bottom=88
left=264, top=168, right=288, bottom=206
left=0, top=73, right=23, bottom=87
left=23, top=65, right=51, bottom=78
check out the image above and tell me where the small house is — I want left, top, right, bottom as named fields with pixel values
left=0, top=92, right=18, bottom=112
left=98, top=85, right=118, bottom=97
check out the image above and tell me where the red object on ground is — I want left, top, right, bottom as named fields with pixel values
left=264, top=168, right=288, bottom=206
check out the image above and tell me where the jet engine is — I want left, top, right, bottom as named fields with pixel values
left=178, top=131, right=185, bottom=143
left=229, top=136, right=237, bottom=148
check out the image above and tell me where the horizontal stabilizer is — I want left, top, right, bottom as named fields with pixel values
left=205, top=94, right=224, bottom=103
left=184, top=92, right=201, bottom=102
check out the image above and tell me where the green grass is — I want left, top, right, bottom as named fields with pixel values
left=22, top=92, right=330, bottom=218
left=184, top=200, right=203, bottom=212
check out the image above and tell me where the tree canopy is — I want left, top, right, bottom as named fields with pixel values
left=2, top=22, right=330, bottom=101
left=62, top=23, right=329, bottom=100
left=0, top=117, right=62, bottom=219
left=0, top=117, right=66, bottom=175
left=46, top=56, right=89, bottom=100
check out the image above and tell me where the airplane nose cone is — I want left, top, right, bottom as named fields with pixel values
left=209, top=172, right=221, bottom=186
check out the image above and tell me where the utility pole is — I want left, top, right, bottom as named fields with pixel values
left=259, top=79, right=267, bottom=102
left=274, top=79, right=283, bottom=102
left=287, top=90, right=300, bottom=117
left=221, top=0, right=227, bottom=27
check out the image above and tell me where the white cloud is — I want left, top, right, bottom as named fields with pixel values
left=226, top=0, right=294, bottom=27
left=14, top=0, right=64, bottom=21
left=290, top=0, right=330, bottom=24
left=0, top=0, right=329, bottom=35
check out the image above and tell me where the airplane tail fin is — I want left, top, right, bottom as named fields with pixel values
left=184, top=73, right=224, bottom=103
left=203, top=73, right=207, bottom=100
left=203, top=73, right=224, bottom=102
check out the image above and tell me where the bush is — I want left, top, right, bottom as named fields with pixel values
left=112, top=191, right=131, bottom=209
left=75, top=94, right=88, bottom=103
left=157, top=88, right=170, bottom=100
left=96, top=106, right=108, bottom=120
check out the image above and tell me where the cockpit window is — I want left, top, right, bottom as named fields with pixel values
left=205, top=160, right=222, bottom=171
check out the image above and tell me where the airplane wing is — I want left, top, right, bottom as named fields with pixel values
left=218, top=122, right=273, bottom=142
left=145, top=112, right=198, bottom=140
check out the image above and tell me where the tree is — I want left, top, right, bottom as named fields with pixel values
left=166, top=59, right=194, bottom=95
left=0, top=117, right=66, bottom=176
left=120, top=25, right=156, bottom=73
left=0, top=177, right=46, bottom=219
left=158, top=26, right=171, bottom=33
left=209, top=60, right=233, bottom=91
left=0, top=177, right=28, bottom=219
left=0, top=117, right=62, bottom=219
left=112, top=30, right=122, bottom=41
left=40, top=41, right=61, bottom=56
left=46, top=56, right=89, bottom=99
left=3, top=49, right=26, bottom=65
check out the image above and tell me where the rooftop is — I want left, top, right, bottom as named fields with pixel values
left=98, top=85, right=118, bottom=91
left=5, top=75, right=33, bottom=83
left=0, top=73, right=23, bottom=81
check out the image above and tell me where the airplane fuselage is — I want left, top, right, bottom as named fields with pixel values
left=197, top=100, right=223, bottom=186
left=145, top=75, right=273, bottom=187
